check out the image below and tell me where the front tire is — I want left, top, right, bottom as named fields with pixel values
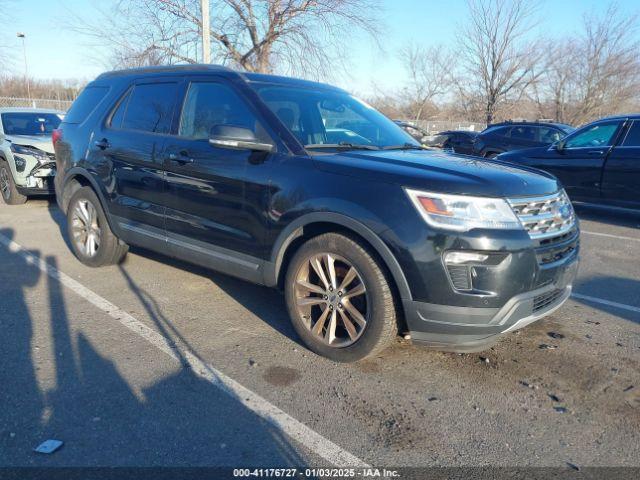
left=66, top=186, right=128, bottom=267
left=285, top=233, right=398, bottom=362
left=0, top=161, right=27, bottom=205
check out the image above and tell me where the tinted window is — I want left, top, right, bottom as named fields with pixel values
left=179, top=82, right=265, bottom=140
left=1, top=112, right=61, bottom=135
left=122, top=83, right=177, bottom=134
left=539, top=127, right=564, bottom=143
left=109, top=90, right=131, bottom=129
left=482, top=126, right=509, bottom=136
left=509, top=126, right=536, bottom=140
left=64, top=86, right=109, bottom=124
left=622, top=121, right=640, bottom=147
left=565, top=122, right=620, bottom=148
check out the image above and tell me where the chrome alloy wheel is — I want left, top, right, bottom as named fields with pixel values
left=294, top=253, right=368, bottom=347
left=71, top=199, right=101, bottom=257
left=0, top=167, right=10, bottom=200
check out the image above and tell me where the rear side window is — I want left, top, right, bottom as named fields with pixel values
left=482, top=126, right=509, bottom=136
left=121, top=83, right=177, bottom=134
left=509, top=126, right=536, bottom=140
left=622, top=121, right=640, bottom=146
left=64, top=86, right=109, bottom=124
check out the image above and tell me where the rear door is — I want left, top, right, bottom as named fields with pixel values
left=601, top=119, right=640, bottom=209
left=92, top=78, right=179, bottom=233
left=161, top=76, right=275, bottom=281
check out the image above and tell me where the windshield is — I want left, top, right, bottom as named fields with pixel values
left=1, top=112, right=62, bottom=136
left=255, top=85, right=419, bottom=150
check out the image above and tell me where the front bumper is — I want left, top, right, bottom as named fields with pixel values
left=16, top=162, right=56, bottom=196
left=404, top=249, right=579, bottom=352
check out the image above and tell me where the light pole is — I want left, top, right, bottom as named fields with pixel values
left=200, top=0, right=211, bottom=63
left=16, top=32, right=33, bottom=106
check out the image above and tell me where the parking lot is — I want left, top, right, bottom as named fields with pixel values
left=1, top=198, right=639, bottom=470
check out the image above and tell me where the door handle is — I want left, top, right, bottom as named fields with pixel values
left=588, top=150, right=604, bottom=155
left=168, top=151, right=194, bottom=164
left=95, top=138, right=110, bottom=150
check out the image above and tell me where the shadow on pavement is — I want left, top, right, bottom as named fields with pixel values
left=0, top=226, right=312, bottom=468
left=574, top=205, right=640, bottom=229
left=573, top=275, right=640, bottom=325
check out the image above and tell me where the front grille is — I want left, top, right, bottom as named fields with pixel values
left=508, top=191, right=576, bottom=239
left=533, top=289, right=564, bottom=312
left=446, top=265, right=472, bottom=291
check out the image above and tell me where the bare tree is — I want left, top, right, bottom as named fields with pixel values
left=458, top=0, right=542, bottom=124
left=68, top=0, right=381, bottom=79
left=568, top=5, right=638, bottom=124
left=399, top=44, right=454, bottom=121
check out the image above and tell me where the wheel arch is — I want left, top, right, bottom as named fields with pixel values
left=266, top=212, right=412, bottom=303
left=60, top=168, right=120, bottom=235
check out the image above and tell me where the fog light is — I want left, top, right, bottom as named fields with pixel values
left=15, top=156, right=26, bottom=172
left=444, top=251, right=489, bottom=265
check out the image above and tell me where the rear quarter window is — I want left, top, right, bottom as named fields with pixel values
left=64, top=85, right=109, bottom=124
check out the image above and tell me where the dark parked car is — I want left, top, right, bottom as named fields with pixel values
left=393, top=120, right=429, bottom=144
left=473, top=121, right=574, bottom=158
left=430, top=130, right=478, bottom=155
left=53, top=65, right=579, bottom=362
left=498, top=115, right=640, bottom=212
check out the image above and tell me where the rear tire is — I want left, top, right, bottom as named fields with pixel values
left=285, top=233, right=398, bottom=362
left=0, top=161, right=27, bottom=205
left=66, top=186, right=128, bottom=267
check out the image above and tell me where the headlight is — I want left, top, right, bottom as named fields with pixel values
left=10, top=143, right=50, bottom=163
left=405, top=188, right=521, bottom=231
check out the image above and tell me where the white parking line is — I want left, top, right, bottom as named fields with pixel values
left=572, top=292, right=640, bottom=315
left=581, top=230, right=640, bottom=243
left=0, top=233, right=368, bottom=468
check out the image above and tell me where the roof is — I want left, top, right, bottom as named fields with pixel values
left=0, top=107, right=64, bottom=114
left=94, top=64, right=346, bottom=92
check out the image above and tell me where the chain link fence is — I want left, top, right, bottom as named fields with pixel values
left=0, top=96, right=73, bottom=111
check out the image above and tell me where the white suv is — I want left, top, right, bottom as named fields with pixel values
left=0, top=107, right=63, bottom=204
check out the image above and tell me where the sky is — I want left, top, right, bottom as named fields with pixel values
left=2, top=0, right=640, bottom=96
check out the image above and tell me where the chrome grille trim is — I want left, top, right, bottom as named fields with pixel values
left=508, top=191, right=576, bottom=240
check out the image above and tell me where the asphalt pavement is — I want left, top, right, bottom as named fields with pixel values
left=1, top=199, right=639, bottom=471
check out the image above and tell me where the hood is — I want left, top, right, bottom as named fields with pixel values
left=312, top=149, right=560, bottom=198
left=5, top=134, right=55, bottom=154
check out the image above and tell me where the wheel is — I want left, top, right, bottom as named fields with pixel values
left=285, top=233, right=398, bottom=362
left=66, top=186, right=128, bottom=267
left=0, top=161, right=27, bottom=205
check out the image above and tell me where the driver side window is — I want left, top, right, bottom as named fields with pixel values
left=564, top=122, right=620, bottom=149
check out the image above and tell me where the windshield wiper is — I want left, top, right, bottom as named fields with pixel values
left=382, top=143, right=427, bottom=151
left=305, top=143, right=380, bottom=151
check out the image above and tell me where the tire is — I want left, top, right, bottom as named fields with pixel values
left=0, top=160, right=27, bottom=205
left=66, top=186, right=128, bottom=267
left=284, top=233, right=398, bottom=362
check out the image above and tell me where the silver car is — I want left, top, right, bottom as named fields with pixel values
left=0, top=107, right=63, bottom=204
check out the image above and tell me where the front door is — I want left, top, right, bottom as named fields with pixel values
left=162, top=78, right=275, bottom=281
left=523, top=120, right=624, bottom=202
left=602, top=120, right=640, bottom=209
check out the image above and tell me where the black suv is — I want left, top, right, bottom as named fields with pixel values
left=53, top=66, right=580, bottom=362
left=473, top=121, right=574, bottom=158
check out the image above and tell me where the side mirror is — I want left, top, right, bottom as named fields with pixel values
left=209, top=125, right=274, bottom=153
left=554, top=140, right=565, bottom=153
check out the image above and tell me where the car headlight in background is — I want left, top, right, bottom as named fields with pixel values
left=405, top=188, right=522, bottom=231
left=10, top=143, right=50, bottom=164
